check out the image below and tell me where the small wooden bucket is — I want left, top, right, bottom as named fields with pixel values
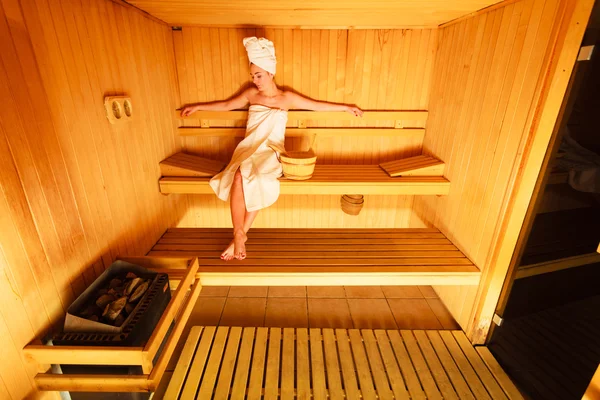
left=341, top=194, right=364, bottom=216
left=279, top=149, right=317, bottom=180
left=271, top=135, right=317, bottom=180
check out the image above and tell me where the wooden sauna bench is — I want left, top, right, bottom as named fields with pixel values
left=162, top=109, right=450, bottom=195
left=160, top=166, right=450, bottom=195
left=148, top=228, right=481, bottom=286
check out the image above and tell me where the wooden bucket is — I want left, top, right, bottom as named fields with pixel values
left=341, top=194, right=364, bottom=215
left=271, top=135, right=317, bottom=180
left=279, top=149, right=317, bottom=180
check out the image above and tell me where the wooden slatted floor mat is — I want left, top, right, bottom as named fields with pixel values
left=164, top=327, right=523, bottom=399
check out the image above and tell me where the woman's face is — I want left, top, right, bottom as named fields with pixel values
left=250, top=63, right=273, bottom=91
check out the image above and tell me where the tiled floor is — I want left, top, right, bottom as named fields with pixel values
left=187, top=285, right=458, bottom=331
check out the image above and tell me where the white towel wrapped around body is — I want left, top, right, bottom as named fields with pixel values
left=209, top=105, right=287, bottom=211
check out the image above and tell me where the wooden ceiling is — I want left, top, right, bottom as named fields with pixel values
left=125, top=0, right=505, bottom=28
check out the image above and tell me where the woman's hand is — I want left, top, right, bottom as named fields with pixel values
left=345, top=105, right=363, bottom=117
left=180, top=104, right=199, bottom=117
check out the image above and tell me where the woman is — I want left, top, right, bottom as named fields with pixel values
left=181, top=37, right=363, bottom=261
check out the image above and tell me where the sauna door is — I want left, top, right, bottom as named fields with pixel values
left=487, top=4, right=600, bottom=399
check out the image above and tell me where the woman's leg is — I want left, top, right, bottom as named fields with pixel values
left=221, top=169, right=248, bottom=260
left=243, top=210, right=259, bottom=233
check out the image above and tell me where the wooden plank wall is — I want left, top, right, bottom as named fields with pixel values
left=174, top=27, right=436, bottom=228
left=412, top=0, right=571, bottom=330
left=0, top=0, right=185, bottom=398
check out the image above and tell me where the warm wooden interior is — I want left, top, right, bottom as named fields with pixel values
left=412, top=0, right=584, bottom=332
left=0, top=0, right=186, bottom=398
left=0, top=0, right=593, bottom=397
left=125, top=0, right=505, bottom=27
left=174, top=26, right=437, bottom=228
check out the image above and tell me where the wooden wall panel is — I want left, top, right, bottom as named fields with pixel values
left=0, top=0, right=185, bottom=398
left=175, top=27, right=436, bottom=162
left=174, top=27, right=436, bottom=228
left=179, top=194, right=428, bottom=229
left=413, top=0, right=571, bottom=330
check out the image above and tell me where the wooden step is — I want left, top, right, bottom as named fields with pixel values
left=165, top=327, right=522, bottom=400
left=159, top=165, right=450, bottom=195
left=147, top=228, right=480, bottom=285
left=159, top=152, right=225, bottom=177
left=380, top=155, right=445, bottom=177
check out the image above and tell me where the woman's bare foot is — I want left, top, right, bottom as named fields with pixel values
left=233, top=231, right=248, bottom=260
left=221, top=240, right=236, bottom=261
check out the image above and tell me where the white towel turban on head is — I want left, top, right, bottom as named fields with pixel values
left=243, top=36, right=277, bottom=75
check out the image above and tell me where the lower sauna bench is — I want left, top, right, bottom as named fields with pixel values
left=148, top=228, right=480, bottom=286
left=163, top=326, right=524, bottom=399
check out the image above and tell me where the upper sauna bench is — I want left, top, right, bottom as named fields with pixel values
left=160, top=110, right=449, bottom=195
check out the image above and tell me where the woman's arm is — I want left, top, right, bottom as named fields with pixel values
left=180, top=90, right=250, bottom=116
left=288, top=92, right=363, bottom=117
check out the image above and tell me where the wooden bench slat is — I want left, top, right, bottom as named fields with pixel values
left=159, top=164, right=449, bottom=195
left=158, top=237, right=455, bottom=245
left=166, top=227, right=441, bottom=233
left=159, top=153, right=225, bottom=177
left=195, top=257, right=474, bottom=266
left=173, top=272, right=480, bottom=286
left=176, top=110, right=429, bottom=121
left=178, top=127, right=426, bottom=137
left=154, top=243, right=460, bottom=252
left=380, top=155, right=446, bottom=177
left=156, top=250, right=466, bottom=258
left=160, top=177, right=450, bottom=194
left=190, top=266, right=480, bottom=274
left=162, top=232, right=446, bottom=239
